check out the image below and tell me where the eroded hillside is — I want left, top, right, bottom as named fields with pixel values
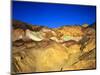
left=12, top=20, right=96, bottom=74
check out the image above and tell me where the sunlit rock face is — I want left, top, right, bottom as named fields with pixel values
left=12, top=20, right=96, bottom=74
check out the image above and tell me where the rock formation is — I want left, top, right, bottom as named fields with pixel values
left=12, top=20, right=96, bottom=74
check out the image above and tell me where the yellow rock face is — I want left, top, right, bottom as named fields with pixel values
left=62, top=60, right=96, bottom=70
left=56, top=26, right=84, bottom=37
left=83, top=38, right=95, bottom=53
left=34, top=42, right=69, bottom=72
left=12, top=42, right=69, bottom=73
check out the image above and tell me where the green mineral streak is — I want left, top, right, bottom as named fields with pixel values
left=63, top=35, right=72, bottom=41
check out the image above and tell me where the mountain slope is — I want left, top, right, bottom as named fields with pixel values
left=12, top=20, right=96, bottom=74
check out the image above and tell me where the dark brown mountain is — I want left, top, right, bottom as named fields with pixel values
left=12, top=20, right=44, bottom=31
left=90, top=22, right=96, bottom=29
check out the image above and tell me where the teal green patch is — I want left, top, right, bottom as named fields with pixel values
left=63, top=35, right=72, bottom=41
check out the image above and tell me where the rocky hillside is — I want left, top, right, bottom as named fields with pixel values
left=12, top=20, right=96, bottom=74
